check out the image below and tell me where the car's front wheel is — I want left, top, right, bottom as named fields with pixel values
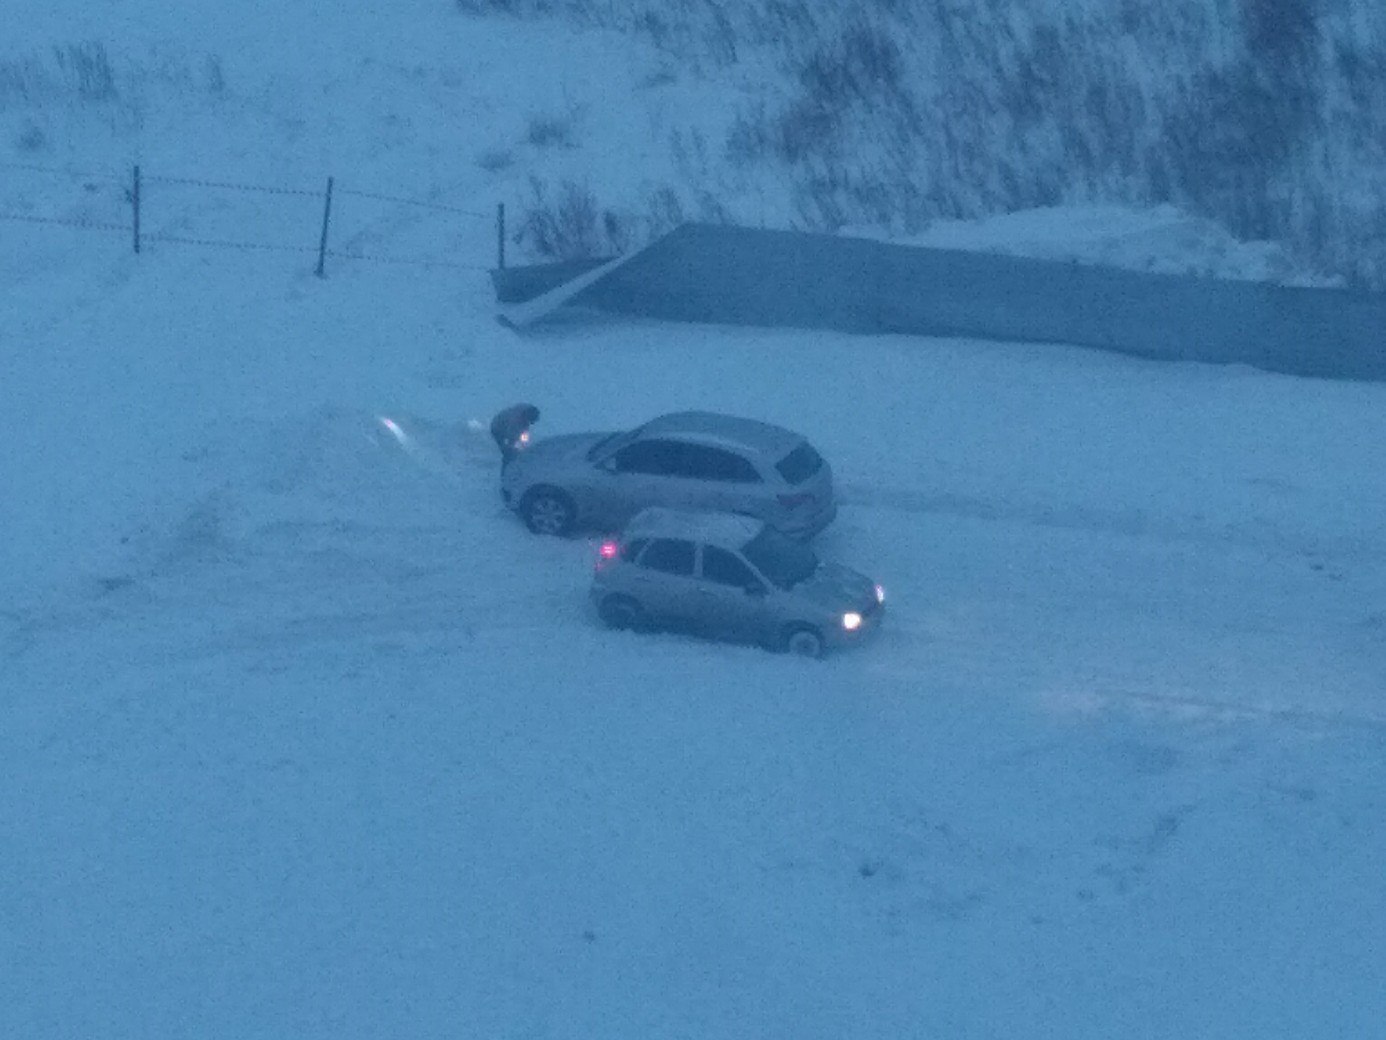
left=782, top=625, right=825, bottom=658
left=599, top=595, right=649, bottom=632
left=519, top=486, right=576, bottom=536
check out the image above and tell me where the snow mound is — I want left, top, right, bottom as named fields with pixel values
left=860, top=204, right=1343, bottom=287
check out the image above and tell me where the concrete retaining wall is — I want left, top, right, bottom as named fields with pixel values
left=497, top=223, right=1386, bottom=382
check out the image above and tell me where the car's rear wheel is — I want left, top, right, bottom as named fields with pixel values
left=520, top=486, right=576, bottom=536
left=783, top=625, right=825, bottom=658
left=599, top=595, right=649, bottom=632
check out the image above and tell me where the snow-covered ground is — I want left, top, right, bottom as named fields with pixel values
left=874, top=203, right=1348, bottom=286
left=4, top=5, right=1386, bottom=1038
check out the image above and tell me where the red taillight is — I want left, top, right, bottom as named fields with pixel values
left=595, top=541, right=619, bottom=572
left=778, top=492, right=815, bottom=509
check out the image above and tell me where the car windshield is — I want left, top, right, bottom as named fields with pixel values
left=585, top=419, right=655, bottom=462
left=585, top=430, right=626, bottom=461
left=741, top=527, right=818, bottom=589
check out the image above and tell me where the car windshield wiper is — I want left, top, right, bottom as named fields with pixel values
left=585, top=432, right=620, bottom=460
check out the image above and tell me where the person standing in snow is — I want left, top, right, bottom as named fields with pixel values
left=490, top=402, right=539, bottom=465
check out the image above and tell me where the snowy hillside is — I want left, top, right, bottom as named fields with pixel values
left=4, top=3, right=1386, bottom=1039
left=453, top=0, right=1386, bottom=287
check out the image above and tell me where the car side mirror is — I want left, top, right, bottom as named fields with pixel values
left=745, top=582, right=767, bottom=598
left=597, top=457, right=617, bottom=473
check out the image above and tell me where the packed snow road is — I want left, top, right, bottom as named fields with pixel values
left=10, top=399, right=1378, bottom=729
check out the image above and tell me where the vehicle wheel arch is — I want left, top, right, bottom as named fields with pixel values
left=519, top=485, right=577, bottom=536
left=781, top=623, right=825, bottom=658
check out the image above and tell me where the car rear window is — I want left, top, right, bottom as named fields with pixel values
left=775, top=442, right=823, bottom=485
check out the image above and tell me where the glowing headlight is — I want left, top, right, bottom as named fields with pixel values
left=842, top=611, right=863, bottom=631
left=874, top=584, right=885, bottom=604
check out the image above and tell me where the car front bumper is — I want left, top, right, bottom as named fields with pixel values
left=823, top=599, right=885, bottom=649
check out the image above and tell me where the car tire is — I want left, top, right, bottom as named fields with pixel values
left=783, top=625, right=825, bottom=659
left=599, top=595, right=648, bottom=632
left=519, top=486, right=576, bottom=536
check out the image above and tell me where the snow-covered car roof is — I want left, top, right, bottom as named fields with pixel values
left=634, top=411, right=803, bottom=458
left=621, top=506, right=765, bottom=547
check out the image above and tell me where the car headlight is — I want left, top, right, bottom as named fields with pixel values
left=842, top=611, right=863, bottom=631
left=874, top=584, right=885, bottom=604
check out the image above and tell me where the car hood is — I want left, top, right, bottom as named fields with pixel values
left=791, top=562, right=877, bottom=612
left=510, top=431, right=610, bottom=470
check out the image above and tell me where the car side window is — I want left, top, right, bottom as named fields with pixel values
left=701, top=546, right=758, bottom=588
left=637, top=539, right=695, bottom=576
left=621, top=538, right=648, bottom=562
left=677, top=444, right=762, bottom=483
left=611, top=439, right=683, bottom=476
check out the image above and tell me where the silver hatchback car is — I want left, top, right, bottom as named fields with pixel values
left=590, top=507, right=885, bottom=657
left=499, top=410, right=837, bottom=540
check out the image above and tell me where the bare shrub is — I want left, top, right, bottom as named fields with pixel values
left=14, top=120, right=47, bottom=151
left=723, top=106, right=771, bottom=167
left=1, top=42, right=225, bottom=113
left=0, top=58, right=43, bottom=108
left=519, top=177, right=622, bottom=259
left=204, top=55, right=226, bottom=94
left=516, top=177, right=704, bottom=260
left=725, top=17, right=911, bottom=171
left=798, top=20, right=905, bottom=107
left=1164, top=62, right=1303, bottom=238
left=526, top=111, right=576, bottom=148
left=701, top=4, right=739, bottom=66
left=455, top=0, right=537, bottom=12
left=52, top=42, right=117, bottom=101
left=476, top=147, right=515, bottom=171
left=644, top=186, right=686, bottom=235
left=638, top=65, right=678, bottom=89
left=773, top=98, right=843, bottom=163
left=1241, top=0, right=1321, bottom=69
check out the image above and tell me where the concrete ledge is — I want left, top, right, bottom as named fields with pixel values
left=495, top=223, right=1386, bottom=382
left=490, top=256, right=617, bottom=304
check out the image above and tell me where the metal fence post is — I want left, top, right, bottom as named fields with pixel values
left=497, top=202, right=505, bottom=269
left=316, top=176, right=334, bottom=277
left=132, top=164, right=141, bottom=254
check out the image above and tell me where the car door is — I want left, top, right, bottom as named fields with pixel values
left=675, top=444, right=775, bottom=519
left=694, top=544, right=774, bottom=645
left=629, top=538, right=699, bottom=629
left=594, top=438, right=688, bottom=528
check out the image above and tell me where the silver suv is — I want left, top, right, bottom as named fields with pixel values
left=590, top=507, right=885, bottom=657
left=499, top=410, right=836, bottom=540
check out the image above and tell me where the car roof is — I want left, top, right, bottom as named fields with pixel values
left=622, top=507, right=765, bottom=547
left=635, top=411, right=803, bottom=458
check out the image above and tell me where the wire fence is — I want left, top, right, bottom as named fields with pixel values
left=0, top=211, right=128, bottom=232
left=0, top=159, right=503, bottom=275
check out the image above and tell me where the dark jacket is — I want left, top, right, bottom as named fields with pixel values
left=490, top=403, right=540, bottom=462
